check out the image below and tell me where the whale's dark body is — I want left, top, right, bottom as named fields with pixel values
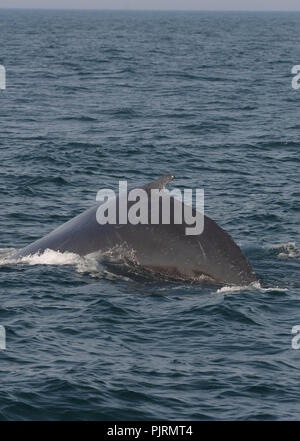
left=13, top=175, right=257, bottom=285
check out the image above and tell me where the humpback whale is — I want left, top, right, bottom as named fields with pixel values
left=13, top=174, right=257, bottom=285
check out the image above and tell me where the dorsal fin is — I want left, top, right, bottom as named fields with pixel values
left=142, top=174, right=175, bottom=192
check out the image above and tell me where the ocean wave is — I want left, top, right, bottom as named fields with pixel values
left=0, top=247, right=136, bottom=281
left=217, top=281, right=288, bottom=294
left=0, top=248, right=100, bottom=274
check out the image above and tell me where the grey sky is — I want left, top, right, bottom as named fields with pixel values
left=1, top=0, right=300, bottom=10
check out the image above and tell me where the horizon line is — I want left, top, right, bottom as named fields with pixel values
left=1, top=7, right=300, bottom=12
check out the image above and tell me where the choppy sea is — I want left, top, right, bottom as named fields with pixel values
left=0, top=9, right=299, bottom=420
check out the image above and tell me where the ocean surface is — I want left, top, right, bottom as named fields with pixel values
left=0, top=9, right=299, bottom=421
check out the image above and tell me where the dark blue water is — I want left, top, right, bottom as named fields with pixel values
left=0, top=9, right=299, bottom=420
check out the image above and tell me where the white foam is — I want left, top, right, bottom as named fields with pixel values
left=217, top=285, right=251, bottom=293
left=217, top=281, right=288, bottom=294
left=20, top=249, right=80, bottom=266
left=0, top=247, right=105, bottom=277
left=271, top=242, right=300, bottom=259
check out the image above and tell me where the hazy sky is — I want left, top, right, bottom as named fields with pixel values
left=1, top=0, right=300, bottom=10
